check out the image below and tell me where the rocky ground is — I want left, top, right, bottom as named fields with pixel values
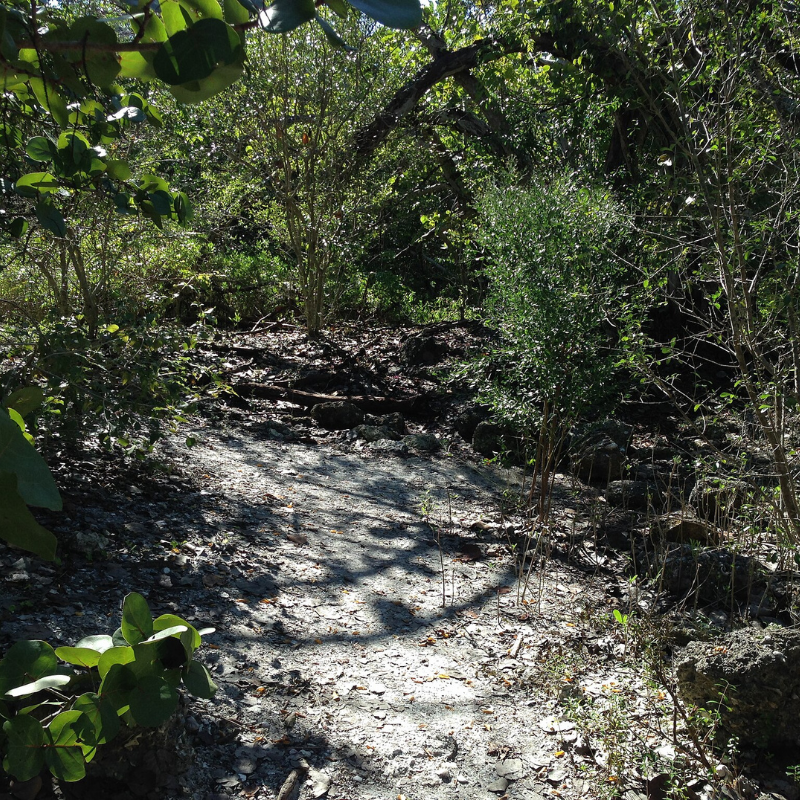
left=2, top=323, right=800, bottom=800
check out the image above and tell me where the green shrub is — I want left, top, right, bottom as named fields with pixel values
left=470, top=174, right=628, bottom=437
left=0, top=593, right=215, bottom=783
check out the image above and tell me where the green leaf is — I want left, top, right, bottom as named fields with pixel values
left=44, top=711, right=88, bottom=782
left=169, top=61, right=244, bottom=103
left=54, top=647, right=103, bottom=669
left=9, top=217, right=28, bottom=238
left=96, top=646, right=134, bottom=679
left=68, top=18, right=120, bottom=88
left=315, top=15, right=354, bottom=50
left=223, top=0, right=250, bottom=24
left=348, top=0, right=421, bottom=28
left=0, top=474, right=58, bottom=561
left=74, top=635, right=114, bottom=654
left=154, top=614, right=201, bottom=650
left=3, top=715, right=46, bottom=781
left=127, top=675, right=178, bottom=727
left=4, top=387, right=44, bottom=419
left=121, top=592, right=153, bottom=645
left=259, top=0, right=315, bottom=32
left=0, top=641, right=58, bottom=698
left=72, top=693, right=119, bottom=746
left=105, top=159, right=131, bottom=181
left=14, top=172, right=60, bottom=198
left=25, top=136, right=57, bottom=163
left=29, top=78, right=69, bottom=128
left=6, top=674, right=71, bottom=699
left=118, top=51, right=158, bottom=81
left=35, top=202, right=66, bottom=238
left=182, top=660, right=217, bottom=699
left=153, top=18, right=240, bottom=85
left=0, top=411, right=61, bottom=510
left=98, top=663, right=136, bottom=714
left=324, top=0, right=349, bottom=18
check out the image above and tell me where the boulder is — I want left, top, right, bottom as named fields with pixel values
left=605, top=480, right=660, bottom=510
left=454, top=407, right=487, bottom=442
left=689, top=476, right=750, bottom=525
left=369, top=440, right=409, bottom=457
left=353, top=424, right=398, bottom=443
left=364, top=412, right=406, bottom=435
left=570, top=421, right=633, bottom=483
left=402, top=433, right=441, bottom=452
left=676, top=627, right=800, bottom=748
left=310, top=401, right=364, bottom=430
left=400, top=334, right=446, bottom=367
left=472, top=421, right=505, bottom=456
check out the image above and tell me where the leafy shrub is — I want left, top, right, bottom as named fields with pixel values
left=2, top=315, right=223, bottom=454
left=469, top=174, right=628, bottom=437
left=0, top=593, right=215, bottom=783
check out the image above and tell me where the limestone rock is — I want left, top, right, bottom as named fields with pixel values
left=676, top=627, right=800, bottom=748
left=353, top=424, right=398, bottom=443
left=570, top=420, right=633, bottom=483
left=402, top=433, right=441, bottom=452
left=605, top=480, right=659, bottom=510
left=401, top=334, right=446, bottom=367
left=472, top=421, right=505, bottom=457
left=310, top=401, right=364, bottom=430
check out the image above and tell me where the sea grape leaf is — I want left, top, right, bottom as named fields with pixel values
left=128, top=675, right=178, bottom=727
left=121, top=592, right=153, bottom=645
left=0, top=474, right=58, bottom=561
left=0, top=410, right=62, bottom=509
left=3, top=714, right=46, bottom=781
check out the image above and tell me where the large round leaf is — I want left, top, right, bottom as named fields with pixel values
left=182, top=660, right=217, bottom=699
left=153, top=18, right=241, bottom=85
left=25, top=136, right=57, bottom=163
left=128, top=675, right=178, bottom=727
left=121, top=592, right=153, bottom=645
left=14, top=172, right=60, bottom=198
left=3, top=715, right=46, bottom=781
left=348, top=0, right=421, bottom=28
left=258, top=0, right=314, bottom=32
left=35, top=202, right=66, bottom=237
left=54, top=646, right=103, bottom=669
left=72, top=693, right=120, bottom=746
left=0, top=473, right=58, bottom=561
left=0, top=412, right=61, bottom=510
left=170, top=61, right=244, bottom=104
left=6, top=673, right=71, bottom=698
left=44, top=710, right=89, bottom=782
left=4, top=387, right=44, bottom=419
left=0, top=640, right=58, bottom=696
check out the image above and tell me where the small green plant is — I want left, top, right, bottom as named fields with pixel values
left=0, top=387, right=61, bottom=561
left=0, top=592, right=216, bottom=783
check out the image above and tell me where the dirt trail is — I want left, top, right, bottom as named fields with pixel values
left=158, top=422, right=619, bottom=800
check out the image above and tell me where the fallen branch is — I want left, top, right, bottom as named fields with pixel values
left=233, top=382, right=434, bottom=413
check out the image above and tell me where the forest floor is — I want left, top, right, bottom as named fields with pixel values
left=2, top=323, right=796, bottom=800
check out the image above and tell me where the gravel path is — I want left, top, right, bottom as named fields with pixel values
left=159, top=423, right=612, bottom=800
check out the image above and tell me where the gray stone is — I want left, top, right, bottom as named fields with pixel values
left=454, top=407, right=486, bottom=442
left=402, top=433, right=441, bottom=452
left=364, top=412, right=406, bottom=435
left=472, top=421, right=506, bottom=457
left=605, top=480, right=660, bottom=510
left=495, top=758, right=524, bottom=779
left=570, top=420, right=633, bottom=483
left=676, top=627, right=800, bottom=748
left=310, top=401, right=364, bottom=430
left=689, top=476, right=750, bottom=525
left=353, top=424, right=397, bottom=443
left=487, top=777, right=509, bottom=793
left=401, top=334, right=445, bottom=367
left=368, top=440, right=409, bottom=456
